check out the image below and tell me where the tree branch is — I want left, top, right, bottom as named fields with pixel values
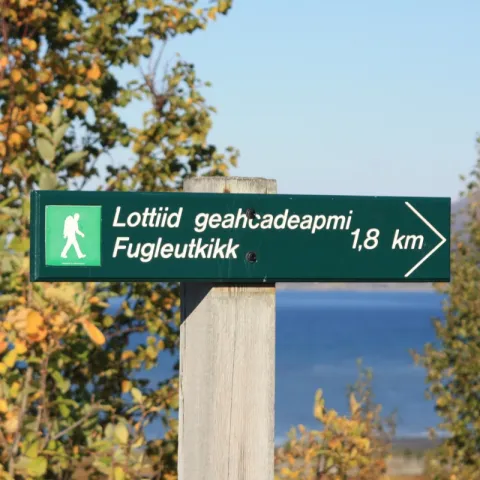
left=52, top=406, right=102, bottom=442
left=9, top=366, right=33, bottom=475
left=34, top=353, right=50, bottom=435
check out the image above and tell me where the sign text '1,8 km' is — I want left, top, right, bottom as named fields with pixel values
left=30, top=190, right=451, bottom=283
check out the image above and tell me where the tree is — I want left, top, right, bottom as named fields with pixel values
left=0, top=0, right=238, bottom=478
left=274, top=361, right=395, bottom=480
left=412, top=153, right=480, bottom=480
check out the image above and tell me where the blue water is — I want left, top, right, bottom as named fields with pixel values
left=275, top=290, right=443, bottom=443
left=115, top=290, right=445, bottom=442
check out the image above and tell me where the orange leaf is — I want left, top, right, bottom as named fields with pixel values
left=27, top=39, right=38, bottom=51
left=7, top=132, right=22, bottom=148
left=86, top=62, right=101, bottom=81
left=80, top=318, right=106, bottom=345
left=121, top=350, right=135, bottom=361
left=11, top=69, right=21, bottom=83
left=0, top=56, right=8, bottom=68
left=35, top=103, right=48, bottom=113
left=60, top=97, right=75, bottom=109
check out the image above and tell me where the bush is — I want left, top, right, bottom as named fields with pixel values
left=275, top=361, right=395, bottom=480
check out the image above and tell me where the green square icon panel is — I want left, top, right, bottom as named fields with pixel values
left=45, top=205, right=101, bottom=267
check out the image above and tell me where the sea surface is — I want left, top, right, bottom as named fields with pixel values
left=117, top=290, right=446, bottom=443
left=274, top=290, right=444, bottom=443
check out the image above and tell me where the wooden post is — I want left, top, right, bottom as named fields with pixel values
left=179, top=177, right=277, bottom=480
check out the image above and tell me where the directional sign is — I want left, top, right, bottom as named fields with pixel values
left=30, top=190, right=451, bottom=283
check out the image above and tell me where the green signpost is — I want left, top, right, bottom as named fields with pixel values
left=30, top=189, right=451, bottom=283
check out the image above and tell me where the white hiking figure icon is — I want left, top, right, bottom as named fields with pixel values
left=61, top=213, right=86, bottom=259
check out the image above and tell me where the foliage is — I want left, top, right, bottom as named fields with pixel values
left=412, top=154, right=480, bottom=480
left=274, top=361, right=395, bottom=480
left=0, top=0, right=238, bottom=478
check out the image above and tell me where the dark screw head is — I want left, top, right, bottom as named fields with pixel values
left=245, top=208, right=256, bottom=219
left=246, top=251, right=257, bottom=263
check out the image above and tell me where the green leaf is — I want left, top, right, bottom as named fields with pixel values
left=51, top=106, right=63, bottom=128
left=53, top=370, right=71, bottom=394
left=8, top=236, right=29, bottom=253
left=39, top=169, right=58, bottom=190
left=168, top=126, right=182, bottom=136
left=191, top=133, right=204, bottom=145
left=59, top=404, right=71, bottom=418
left=53, top=123, right=70, bottom=146
left=35, top=124, right=53, bottom=141
left=37, top=138, right=55, bottom=163
left=218, top=0, right=230, bottom=13
left=26, top=456, right=47, bottom=477
left=0, top=294, right=17, bottom=306
left=114, top=423, right=129, bottom=444
left=25, top=440, right=39, bottom=459
left=58, top=151, right=88, bottom=169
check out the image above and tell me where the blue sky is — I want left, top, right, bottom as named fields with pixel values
left=113, top=0, right=480, bottom=200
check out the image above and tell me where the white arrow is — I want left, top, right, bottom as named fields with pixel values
left=404, top=202, right=447, bottom=278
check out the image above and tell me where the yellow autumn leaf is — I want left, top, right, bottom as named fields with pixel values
left=208, top=6, right=217, bottom=20
left=3, top=349, right=17, bottom=368
left=349, top=392, right=360, bottom=415
left=14, top=341, right=27, bottom=355
left=50, top=312, right=68, bottom=329
left=0, top=56, right=8, bottom=68
left=26, top=310, right=44, bottom=336
left=0, top=399, right=8, bottom=414
left=80, top=318, right=106, bottom=345
left=10, top=382, right=20, bottom=399
left=313, top=389, right=325, bottom=422
left=76, top=100, right=89, bottom=114
left=86, top=62, right=101, bottom=80
left=4, top=414, right=19, bottom=433
left=114, top=423, right=129, bottom=444
left=37, top=71, right=50, bottom=83
left=11, top=69, right=22, bottom=83
left=0, top=364, right=6, bottom=375
left=113, top=466, right=125, bottom=480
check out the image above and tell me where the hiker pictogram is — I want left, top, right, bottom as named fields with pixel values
left=61, top=213, right=86, bottom=259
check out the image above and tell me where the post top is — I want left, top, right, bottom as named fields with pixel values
left=183, top=176, right=277, bottom=194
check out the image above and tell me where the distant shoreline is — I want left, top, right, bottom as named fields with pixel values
left=276, top=282, right=441, bottom=292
